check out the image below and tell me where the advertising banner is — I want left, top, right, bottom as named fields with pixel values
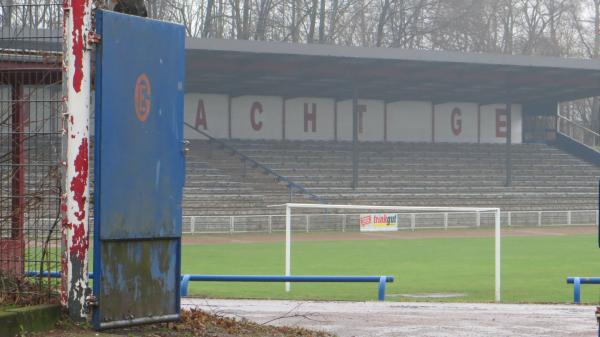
left=359, top=213, right=398, bottom=232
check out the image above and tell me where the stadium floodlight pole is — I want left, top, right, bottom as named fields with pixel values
left=62, top=0, right=93, bottom=320
left=272, top=203, right=502, bottom=301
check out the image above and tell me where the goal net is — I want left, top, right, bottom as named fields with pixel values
left=273, top=203, right=502, bottom=302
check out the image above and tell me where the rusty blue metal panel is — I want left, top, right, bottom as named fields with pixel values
left=97, top=241, right=179, bottom=323
left=93, top=10, right=185, bottom=330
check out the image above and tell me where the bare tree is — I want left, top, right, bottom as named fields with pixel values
left=318, top=0, right=326, bottom=42
left=502, top=0, right=515, bottom=53
left=307, top=0, right=318, bottom=42
left=327, top=0, right=339, bottom=43
left=203, top=0, right=214, bottom=37
left=375, top=0, right=390, bottom=47
left=255, top=0, right=273, bottom=40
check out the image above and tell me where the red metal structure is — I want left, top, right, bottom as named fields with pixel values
left=6, top=82, right=24, bottom=275
left=0, top=3, right=64, bottom=304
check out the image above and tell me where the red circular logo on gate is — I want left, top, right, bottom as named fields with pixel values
left=134, top=74, right=151, bottom=122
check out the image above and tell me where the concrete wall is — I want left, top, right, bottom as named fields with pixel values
left=480, top=104, right=523, bottom=144
left=285, top=97, right=335, bottom=140
left=184, top=93, right=523, bottom=144
left=434, top=102, right=478, bottom=143
left=184, top=93, right=228, bottom=139
left=337, top=99, right=385, bottom=141
left=387, top=101, right=432, bottom=142
left=231, top=95, right=283, bottom=140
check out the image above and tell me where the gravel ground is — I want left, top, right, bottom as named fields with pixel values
left=182, top=298, right=599, bottom=337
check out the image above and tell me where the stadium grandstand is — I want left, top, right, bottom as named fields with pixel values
left=4, top=33, right=600, bottom=233
left=182, top=38, right=600, bottom=231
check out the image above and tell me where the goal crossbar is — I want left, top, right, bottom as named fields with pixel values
left=268, top=203, right=499, bottom=213
left=270, top=203, right=502, bottom=302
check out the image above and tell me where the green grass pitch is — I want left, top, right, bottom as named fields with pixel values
left=181, top=233, right=600, bottom=304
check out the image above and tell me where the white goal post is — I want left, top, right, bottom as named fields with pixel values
left=272, top=203, right=502, bottom=302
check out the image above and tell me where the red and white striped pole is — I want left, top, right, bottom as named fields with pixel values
left=61, top=0, right=92, bottom=320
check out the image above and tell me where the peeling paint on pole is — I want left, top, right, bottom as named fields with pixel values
left=61, top=0, right=92, bottom=321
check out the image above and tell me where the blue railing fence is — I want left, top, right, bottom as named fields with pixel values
left=25, top=272, right=394, bottom=301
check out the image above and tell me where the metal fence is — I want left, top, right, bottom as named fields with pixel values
left=557, top=115, right=600, bottom=150
left=182, top=210, right=598, bottom=234
left=0, top=3, right=63, bottom=305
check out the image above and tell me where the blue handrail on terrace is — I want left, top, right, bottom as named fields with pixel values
left=184, top=122, right=327, bottom=204
left=25, top=272, right=394, bottom=301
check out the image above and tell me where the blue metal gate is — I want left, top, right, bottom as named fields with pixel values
left=92, top=10, right=185, bottom=330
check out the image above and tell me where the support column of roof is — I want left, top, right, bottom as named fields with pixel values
left=352, top=86, right=359, bottom=190
left=505, top=89, right=513, bottom=187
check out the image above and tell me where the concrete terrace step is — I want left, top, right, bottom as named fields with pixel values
left=184, top=139, right=600, bottom=215
left=303, top=186, right=597, bottom=193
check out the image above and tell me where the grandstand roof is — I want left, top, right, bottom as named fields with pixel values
left=185, top=38, right=600, bottom=106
